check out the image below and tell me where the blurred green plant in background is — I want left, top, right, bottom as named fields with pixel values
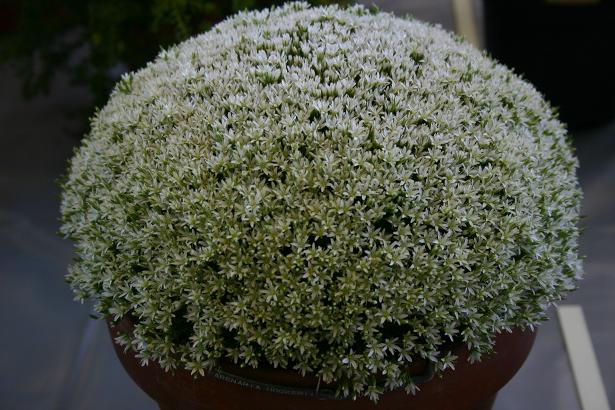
left=0, top=0, right=349, bottom=111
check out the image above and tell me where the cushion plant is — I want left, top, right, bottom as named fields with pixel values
left=60, top=2, right=582, bottom=400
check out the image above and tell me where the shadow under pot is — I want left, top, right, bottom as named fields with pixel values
left=107, top=317, right=536, bottom=410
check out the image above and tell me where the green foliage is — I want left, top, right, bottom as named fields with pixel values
left=0, top=0, right=348, bottom=109
left=60, top=3, right=582, bottom=401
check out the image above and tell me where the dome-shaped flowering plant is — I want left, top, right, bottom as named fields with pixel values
left=60, top=2, right=582, bottom=400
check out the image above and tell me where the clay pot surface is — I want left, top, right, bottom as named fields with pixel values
left=107, top=318, right=536, bottom=410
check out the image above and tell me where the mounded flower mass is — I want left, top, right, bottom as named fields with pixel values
left=60, top=2, right=582, bottom=399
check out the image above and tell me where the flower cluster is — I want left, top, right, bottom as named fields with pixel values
left=60, top=2, right=582, bottom=400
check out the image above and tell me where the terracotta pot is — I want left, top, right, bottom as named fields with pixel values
left=107, top=318, right=536, bottom=410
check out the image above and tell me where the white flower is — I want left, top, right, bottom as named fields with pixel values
left=60, top=1, right=582, bottom=400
